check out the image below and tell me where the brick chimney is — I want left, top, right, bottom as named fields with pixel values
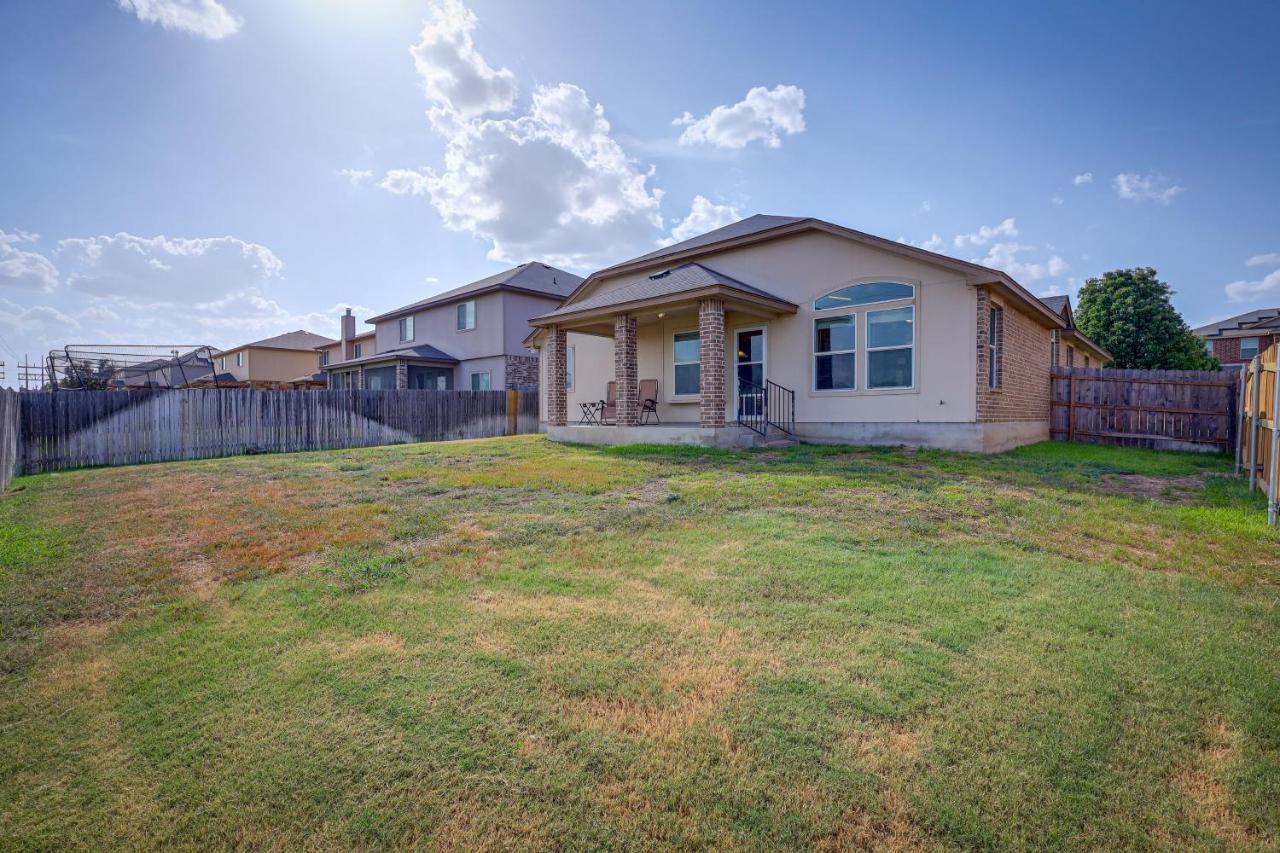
left=340, top=308, right=356, bottom=360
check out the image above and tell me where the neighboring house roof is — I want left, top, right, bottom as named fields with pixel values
left=321, top=343, right=459, bottom=369
left=1040, top=295, right=1069, bottom=315
left=316, top=330, right=374, bottom=351
left=1195, top=308, right=1280, bottom=337
left=217, top=330, right=336, bottom=355
left=534, top=262, right=795, bottom=321
left=1036, top=294, right=1111, bottom=362
left=365, top=262, right=585, bottom=324
left=552, top=215, right=1065, bottom=330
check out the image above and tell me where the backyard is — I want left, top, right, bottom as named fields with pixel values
left=0, top=435, right=1277, bottom=850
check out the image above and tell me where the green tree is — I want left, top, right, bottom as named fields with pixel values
left=1074, top=267, right=1218, bottom=370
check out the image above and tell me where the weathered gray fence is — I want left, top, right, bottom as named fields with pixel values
left=1051, top=366, right=1237, bottom=452
left=0, top=389, right=18, bottom=490
left=15, top=388, right=540, bottom=475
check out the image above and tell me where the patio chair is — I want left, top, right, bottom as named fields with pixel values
left=600, top=381, right=617, bottom=425
left=639, top=378, right=660, bottom=424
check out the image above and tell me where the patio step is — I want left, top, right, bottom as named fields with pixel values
left=753, top=426, right=799, bottom=449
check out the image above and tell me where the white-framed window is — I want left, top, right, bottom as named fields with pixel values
left=457, top=300, right=476, bottom=331
left=354, top=342, right=363, bottom=358
left=398, top=316, right=414, bottom=342
left=219, top=357, right=226, bottom=371
left=319, top=351, right=329, bottom=367
left=565, top=345, right=575, bottom=391
left=1066, top=346, right=1075, bottom=368
left=672, top=330, right=700, bottom=396
left=815, top=281, right=914, bottom=310
left=470, top=371, right=491, bottom=391
left=1204, top=339, right=1215, bottom=355
left=235, top=351, right=244, bottom=367
left=988, top=306, right=1004, bottom=389
left=1240, top=336, right=1260, bottom=360
left=866, top=306, right=914, bottom=389
left=813, top=315, right=855, bottom=391
left=1051, top=329, right=1060, bottom=367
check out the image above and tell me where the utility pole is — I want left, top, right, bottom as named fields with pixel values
left=17, top=354, right=47, bottom=391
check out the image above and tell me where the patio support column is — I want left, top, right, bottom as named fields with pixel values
left=395, top=361, right=408, bottom=389
left=545, top=326, right=568, bottom=427
left=699, top=297, right=726, bottom=428
left=614, top=314, right=639, bottom=426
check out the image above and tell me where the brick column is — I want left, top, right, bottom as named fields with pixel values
left=545, top=327, right=568, bottom=427
left=395, top=361, right=408, bottom=389
left=699, top=297, right=726, bottom=428
left=614, top=314, right=639, bottom=426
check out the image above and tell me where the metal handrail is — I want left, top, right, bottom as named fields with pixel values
left=736, top=378, right=795, bottom=437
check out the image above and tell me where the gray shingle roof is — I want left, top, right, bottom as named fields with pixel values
left=321, top=343, right=458, bottom=369
left=1040, top=295, right=1069, bottom=315
left=605, top=214, right=805, bottom=272
left=228, top=330, right=336, bottom=352
left=1194, top=308, right=1280, bottom=336
left=535, top=262, right=793, bottom=320
left=366, top=263, right=584, bottom=323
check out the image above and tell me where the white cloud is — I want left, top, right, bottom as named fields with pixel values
left=1225, top=269, right=1280, bottom=303
left=898, top=234, right=944, bottom=252
left=1038, top=278, right=1079, bottom=299
left=1051, top=194, right=1064, bottom=206
left=953, top=217, right=1018, bottom=249
left=0, top=229, right=58, bottom=292
left=116, top=0, right=241, bottom=40
left=56, top=233, right=283, bottom=302
left=409, top=0, right=517, bottom=126
left=919, top=200, right=932, bottom=213
left=336, top=168, right=373, bottom=187
left=379, top=169, right=432, bottom=196
left=1072, top=172, right=1094, bottom=186
left=1245, top=253, right=1280, bottom=268
left=663, top=196, right=740, bottom=246
left=386, top=1, right=665, bottom=270
left=1113, top=172, right=1184, bottom=204
left=973, top=242, right=1068, bottom=282
left=674, top=84, right=806, bottom=150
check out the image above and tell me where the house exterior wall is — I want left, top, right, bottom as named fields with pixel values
left=975, top=286, right=1052, bottom=424
left=1209, top=333, right=1279, bottom=366
left=246, top=347, right=326, bottom=386
left=545, top=230, right=983, bottom=428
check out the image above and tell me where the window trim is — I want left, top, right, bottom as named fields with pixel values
left=814, top=280, right=916, bottom=312
left=1240, top=336, right=1261, bottom=360
left=670, top=327, right=701, bottom=400
left=235, top=351, right=244, bottom=367
left=988, top=305, right=1004, bottom=390
left=319, top=351, right=329, bottom=367
left=470, top=370, right=491, bottom=391
left=457, top=300, right=476, bottom=332
left=812, top=313, right=857, bottom=393
left=354, top=342, right=363, bottom=358
left=565, top=344, right=575, bottom=392
left=865, top=305, right=916, bottom=391
left=398, top=315, right=415, bottom=342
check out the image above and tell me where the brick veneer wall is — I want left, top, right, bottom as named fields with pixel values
left=1212, top=335, right=1278, bottom=365
left=395, top=361, right=408, bottom=389
left=505, top=354, right=539, bottom=390
left=544, top=327, right=567, bottom=426
left=699, top=298, right=726, bottom=428
left=976, top=286, right=1052, bottom=423
left=614, top=314, right=639, bottom=426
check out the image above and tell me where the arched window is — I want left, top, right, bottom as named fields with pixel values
left=815, top=281, right=914, bottom=310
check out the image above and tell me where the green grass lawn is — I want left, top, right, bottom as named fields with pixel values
left=1, top=436, right=1277, bottom=850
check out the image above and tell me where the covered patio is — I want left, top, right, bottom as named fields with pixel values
left=530, top=263, right=797, bottom=446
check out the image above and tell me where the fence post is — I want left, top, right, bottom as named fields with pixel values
left=506, top=388, right=518, bottom=436
left=1249, top=357, right=1262, bottom=491
left=1235, top=367, right=1248, bottom=475
left=1066, top=372, right=1076, bottom=442
left=1269, top=362, right=1280, bottom=525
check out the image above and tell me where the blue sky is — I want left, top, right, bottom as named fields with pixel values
left=1, top=0, right=1278, bottom=386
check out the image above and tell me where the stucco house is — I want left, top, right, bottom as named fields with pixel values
left=203, top=330, right=336, bottom=389
left=1194, top=308, right=1280, bottom=367
left=323, top=263, right=582, bottom=391
left=1041, top=295, right=1111, bottom=368
left=526, top=214, right=1069, bottom=452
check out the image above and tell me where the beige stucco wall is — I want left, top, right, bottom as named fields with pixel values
left=372, top=290, right=559, bottom=363
left=544, top=230, right=981, bottom=426
left=246, top=347, right=324, bottom=383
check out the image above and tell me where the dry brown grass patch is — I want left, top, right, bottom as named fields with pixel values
left=1172, top=717, right=1262, bottom=848
left=569, top=658, right=742, bottom=740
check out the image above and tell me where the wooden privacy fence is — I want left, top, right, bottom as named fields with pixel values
left=1051, top=366, right=1238, bottom=452
left=14, top=387, right=540, bottom=476
left=1237, top=358, right=1279, bottom=525
left=0, top=389, right=17, bottom=491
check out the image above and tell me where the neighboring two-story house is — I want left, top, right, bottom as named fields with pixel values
left=1040, top=295, right=1111, bottom=368
left=1194, top=308, right=1280, bottom=367
left=202, top=330, right=336, bottom=389
left=322, top=263, right=582, bottom=391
